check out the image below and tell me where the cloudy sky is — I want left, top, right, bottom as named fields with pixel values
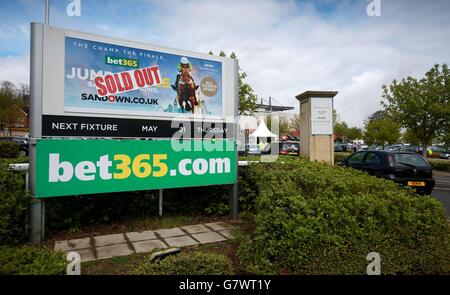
left=1, top=0, right=449, bottom=127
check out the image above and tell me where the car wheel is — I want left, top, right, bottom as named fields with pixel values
left=19, top=150, right=27, bottom=157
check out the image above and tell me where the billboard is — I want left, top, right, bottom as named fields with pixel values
left=36, top=139, right=237, bottom=198
left=37, top=24, right=237, bottom=138
left=64, top=36, right=223, bottom=117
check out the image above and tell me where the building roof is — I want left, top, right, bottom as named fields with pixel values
left=295, top=91, right=338, bottom=102
left=255, top=103, right=294, bottom=112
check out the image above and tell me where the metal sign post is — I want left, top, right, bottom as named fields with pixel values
left=229, top=58, right=239, bottom=219
left=30, top=22, right=45, bottom=245
left=159, top=189, right=163, bottom=216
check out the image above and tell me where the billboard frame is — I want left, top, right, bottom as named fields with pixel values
left=29, top=22, right=239, bottom=245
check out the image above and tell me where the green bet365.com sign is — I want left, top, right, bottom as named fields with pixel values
left=36, top=139, right=237, bottom=198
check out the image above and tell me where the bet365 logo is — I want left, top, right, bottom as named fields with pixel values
left=105, top=56, right=139, bottom=68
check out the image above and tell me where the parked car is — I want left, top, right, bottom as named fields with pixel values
left=384, top=144, right=403, bottom=152
left=338, top=151, right=435, bottom=195
left=368, top=145, right=383, bottom=151
left=400, top=145, right=420, bottom=153
left=439, top=149, right=450, bottom=159
left=334, top=143, right=345, bottom=152
left=427, top=146, right=446, bottom=158
left=244, top=144, right=262, bottom=156
left=0, top=136, right=29, bottom=157
left=279, top=141, right=300, bottom=156
left=335, top=142, right=351, bottom=152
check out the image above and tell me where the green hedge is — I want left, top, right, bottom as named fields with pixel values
left=0, top=158, right=30, bottom=245
left=0, top=245, right=66, bottom=274
left=430, top=160, right=450, bottom=172
left=131, top=251, right=232, bottom=275
left=0, top=142, right=19, bottom=158
left=237, top=158, right=450, bottom=274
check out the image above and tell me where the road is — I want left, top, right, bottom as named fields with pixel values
left=431, top=170, right=450, bottom=217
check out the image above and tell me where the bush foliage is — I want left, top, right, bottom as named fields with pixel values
left=237, top=157, right=450, bottom=274
left=131, top=251, right=232, bottom=275
left=0, top=158, right=30, bottom=244
left=0, top=245, right=66, bottom=275
left=0, top=142, right=19, bottom=158
left=429, top=160, right=450, bottom=172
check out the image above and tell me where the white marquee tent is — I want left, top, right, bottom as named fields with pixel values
left=249, top=119, right=278, bottom=139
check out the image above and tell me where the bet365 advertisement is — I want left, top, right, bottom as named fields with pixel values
left=64, top=36, right=223, bottom=117
left=36, top=139, right=237, bottom=198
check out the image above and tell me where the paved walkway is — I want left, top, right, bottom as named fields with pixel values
left=54, top=222, right=234, bottom=262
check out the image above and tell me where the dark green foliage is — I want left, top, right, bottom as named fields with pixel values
left=0, top=142, right=19, bottom=158
left=0, top=245, right=66, bottom=274
left=131, top=251, right=232, bottom=275
left=0, top=158, right=30, bottom=244
left=237, top=158, right=450, bottom=274
left=45, top=185, right=230, bottom=231
left=429, top=160, right=450, bottom=172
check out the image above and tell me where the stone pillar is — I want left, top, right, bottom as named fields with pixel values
left=296, top=91, right=338, bottom=164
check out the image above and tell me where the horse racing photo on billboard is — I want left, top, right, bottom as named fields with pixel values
left=64, top=36, right=223, bottom=118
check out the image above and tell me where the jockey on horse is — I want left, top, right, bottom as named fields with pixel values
left=171, top=57, right=199, bottom=113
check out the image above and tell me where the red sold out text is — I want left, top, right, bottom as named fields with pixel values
left=94, top=66, right=161, bottom=96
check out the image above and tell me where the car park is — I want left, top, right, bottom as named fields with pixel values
left=338, top=150, right=435, bottom=195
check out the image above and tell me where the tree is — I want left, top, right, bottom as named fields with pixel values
left=334, top=121, right=349, bottom=142
left=0, top=81, right=26, bottom=134
left=289, top=114, right=301, bottom=133
left=266, top=115, right=290, bottom=136
left=209, top=50, right=257, bottom=115
left=363, top=112, right=401, bottom=148
left=382, top=64, right=450, bottom=156
left=346, top=127, right=363, bottom=141
left=437, top=129, right=450, bottom=149
left=402, top=129, right=421, bottom=146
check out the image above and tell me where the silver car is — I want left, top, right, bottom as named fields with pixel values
left=440, top=150, right=450, bottom=159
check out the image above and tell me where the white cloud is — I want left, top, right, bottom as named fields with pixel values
left=2, top=0, right=450, bottom=128
left=0, top=55, right=29, bottom=86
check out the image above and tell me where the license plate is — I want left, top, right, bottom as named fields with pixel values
left=289, top=152, right=297, bottom=155
left=407, top=181, right=425, bottom=187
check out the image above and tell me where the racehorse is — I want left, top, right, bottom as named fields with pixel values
left=175, top=71, right=199, bottom=114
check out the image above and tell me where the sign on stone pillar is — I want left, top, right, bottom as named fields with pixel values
left=295, top=91, right=338, bottom=164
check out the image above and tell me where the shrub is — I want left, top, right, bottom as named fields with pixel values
left=45, top=185, right=230, bottom=231
left=131, top=251, right=233, bottom=275
left=0, top=142, right=19, bottom=158
left=0, top=158, right=30, bottom=245
left=0, top=245, right=66, bottom=274
left=237, top=158, right=450, bottom=274
left=430, top=160, right=450, bottom=172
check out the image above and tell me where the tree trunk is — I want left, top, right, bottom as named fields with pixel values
left=422, top=143, right=428, bottom=158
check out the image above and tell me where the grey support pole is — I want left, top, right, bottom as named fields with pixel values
left=158, top=189, right=163, bottom=216
left=229, top=58, right=239, bottom=219
left=30, top=22, right=44, bottom=245
left=45, top=0, right=50, bottom=25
